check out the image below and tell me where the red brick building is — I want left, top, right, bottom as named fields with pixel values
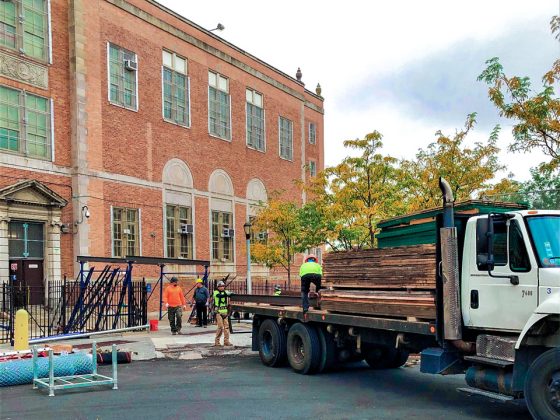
left=0, top=0, right=324, bottom=292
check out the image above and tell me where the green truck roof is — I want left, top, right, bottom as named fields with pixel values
left=376, top=200, right=527, bottom=248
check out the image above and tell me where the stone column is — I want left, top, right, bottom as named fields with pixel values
left=0, top=216, right=10, bottom=284
left=69, top=0, right=90, bottom=275
left=46, top=219, right=63, bottom=308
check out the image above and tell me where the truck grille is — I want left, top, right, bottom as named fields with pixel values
left=476, top=335, right=517, bottom=362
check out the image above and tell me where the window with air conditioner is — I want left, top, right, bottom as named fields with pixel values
left=166, top=205, right=193, bottom=259
left=108, top=43, right=138, bottom=111
left=212, top=211, right=233, bottom=262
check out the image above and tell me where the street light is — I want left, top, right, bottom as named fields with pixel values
left=243, top=221, right=252, bottom=294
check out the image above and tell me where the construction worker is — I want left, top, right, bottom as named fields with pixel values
left=212, top=281, right=233, bottom=347
left=274, top=284, right=282, bottom=296
left=192, top=278, right=210, bottom=328
left=163, top=277, right=186, bottom=335
left=300, top=255, right=323, bottom=313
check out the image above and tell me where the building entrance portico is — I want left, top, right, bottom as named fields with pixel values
left=0, top=180, right=67, bottom=296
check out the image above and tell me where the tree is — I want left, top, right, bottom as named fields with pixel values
left=399, top=114, right=506, bottom=211
left=250, top=198, right=305, bottom=286
left=519, top=167, right=560, bottom=209
left=478, top=17, right=560, bottom=172
left=303, top=132, right=404, bottom=250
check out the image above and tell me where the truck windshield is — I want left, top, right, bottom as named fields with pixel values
left=527, top=216, right=560, bottom=267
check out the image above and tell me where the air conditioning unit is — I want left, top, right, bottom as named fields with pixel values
left=179, top=224, right=193, bottom=234
left=124, top=59, right=138, bottom=71
left=257, top=232, right=267, bottom=241
left=221, top=228, right=234, bottom=238
left=123, top=228, right=131, bottom=234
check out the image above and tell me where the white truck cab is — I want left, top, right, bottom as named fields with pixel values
left=461, top=210, right=560, bottom=335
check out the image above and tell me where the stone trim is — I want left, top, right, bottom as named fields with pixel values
left=0, top=50, right=49, bottom=89
left=105, top=0, right=324, bottom=114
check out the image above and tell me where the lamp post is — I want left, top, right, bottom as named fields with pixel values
left=243, top=221, right=252, bottom=294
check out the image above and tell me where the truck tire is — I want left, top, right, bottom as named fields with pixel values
left=317, top=327, right=337, bottom=373
left=524, top=348, right=560, bottom=420
left=365, top=346, right=409, bottom=369
left=258, top=319, right=287, bottom=367
left=287, top=322, right=321, bottom=374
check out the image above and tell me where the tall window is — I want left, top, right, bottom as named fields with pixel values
left=108, top=43, right=138, bottom=110
left=0, top=0, right=48, bottom=61
left=309, top=160, right=317, bottom=177
left=246, top=88, right=264, bottom=151
left=112, top=207, right=140, bottom=258
left=0, top=85, right=51, bottom=159
left=212, top=211, right=233, bottom=262
left=309, top=122, right=316, bottom=144
left=166, top=205, right=193, bottom=259
left=279, top=116, right=293, bottom=160
left=208, top=71, right=231, bottom=140
left=162, top=50, right=189, bottom=126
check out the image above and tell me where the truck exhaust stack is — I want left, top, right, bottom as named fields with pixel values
left=438, top=177, right=462, bottom=341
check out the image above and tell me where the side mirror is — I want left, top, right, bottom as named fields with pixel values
left=476, top=216, right=495, bottom=271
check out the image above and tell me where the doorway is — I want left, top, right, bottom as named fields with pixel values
left=8, top=221, right=45, bottom=305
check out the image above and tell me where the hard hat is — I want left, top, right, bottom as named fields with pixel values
left=196, top=278, right=203, bottom=283
left=217, top=281, right=225, bottom=287
left=170, top=277, right=179, bottom=283
left=305, top=255, right=317, bottom=263
left=274, top=284, right=281, bottom=289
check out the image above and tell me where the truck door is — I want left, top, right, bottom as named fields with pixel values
left=466, top=216, right=538, bottom=331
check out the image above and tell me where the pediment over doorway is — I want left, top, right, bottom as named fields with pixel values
left=0, top=180, right=67, bottom=208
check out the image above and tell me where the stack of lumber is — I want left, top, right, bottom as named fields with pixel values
left=320, top=289, right=436, bottom=319
left=323, top=244, right=436, bottom=289
left=321, top=244, right=437, bottom=320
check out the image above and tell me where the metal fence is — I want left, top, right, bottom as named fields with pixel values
left=0, top=278, right=147, bottom=345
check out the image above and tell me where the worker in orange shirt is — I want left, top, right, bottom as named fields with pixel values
left=163, top=277, right=187, bottom=335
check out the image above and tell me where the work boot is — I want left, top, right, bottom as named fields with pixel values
left=224, top=342, right=233, bottom=347
left=213, top=343, right=222, bottom=347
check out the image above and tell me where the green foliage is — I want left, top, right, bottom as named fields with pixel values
left=399, top=114, right=506, bottom=211
left=478, top=47, right=560, bottom=172
left=304, top=132, right=404, bottom=250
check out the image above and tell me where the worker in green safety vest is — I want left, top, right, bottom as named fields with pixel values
left=212, top=281, right=233, bottom=347
left=300, top=255, right=322, bottom=313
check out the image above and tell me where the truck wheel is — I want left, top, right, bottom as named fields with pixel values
left=524, top=348, right=560, bottom=420
left=317, top=327, right=337, bottom=373
left=287, top=322, right=321, bottom=374
left=258, top=319, right=287, bottom=367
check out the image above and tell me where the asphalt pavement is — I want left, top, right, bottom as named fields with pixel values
left=0, top=355, right=532, bottom=420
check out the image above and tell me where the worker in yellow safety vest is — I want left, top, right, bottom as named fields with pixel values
left=212, top=281, right=233, bottom=347
left=274, top=285, right=282, bottom=296
left=299, top=255, right=322, bottom=313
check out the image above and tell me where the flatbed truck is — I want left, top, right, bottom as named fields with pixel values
left=231, top=179, right=560, bottom=420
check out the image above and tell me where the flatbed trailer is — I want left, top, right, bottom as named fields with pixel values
left=228, top=179, right=560, bottom=420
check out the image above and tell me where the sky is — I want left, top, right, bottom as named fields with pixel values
left=159, top=0, right=559, bottom=181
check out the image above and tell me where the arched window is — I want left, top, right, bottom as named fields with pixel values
left=209, top=170, right=234, bottom=263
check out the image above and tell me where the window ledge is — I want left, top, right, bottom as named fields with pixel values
left=279, top=156, right=294, bottom=162
left=209, top=133, right=232, bottom=142
left=246, top=145, right=266, bottom=154
left=108, top=100, right=139, bottom=113
left=163, top=118, right=191, bottom=129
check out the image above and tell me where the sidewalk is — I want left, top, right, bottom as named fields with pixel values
left=0, top=317, right=254, bottom=362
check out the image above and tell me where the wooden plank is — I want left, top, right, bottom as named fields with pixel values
left=323, top=244, right=436, bottom=289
